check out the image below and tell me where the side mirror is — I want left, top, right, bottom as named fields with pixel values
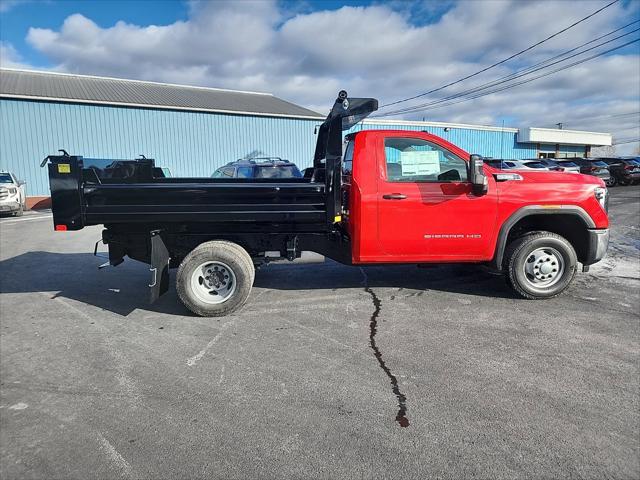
left=469, top=154, right=488, bottom=196
left=18, top=180, right=26, bottom=187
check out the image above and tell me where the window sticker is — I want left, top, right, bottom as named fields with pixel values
left=400, top=151, right=440, bottom=176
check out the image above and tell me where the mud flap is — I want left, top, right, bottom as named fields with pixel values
left=149, top=231, right=170, bottom=303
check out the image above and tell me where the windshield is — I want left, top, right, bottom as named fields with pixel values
left=524, top=161, right=547, bottom=168
left=255, top=165, right=302, bottom=179
left=0, top=174, right=13, bottom=183
left=590, top=161, right=608, bottom=167
left=487, top=160, right=510, bottom=168
left=558, top=161, right=578, bottom=167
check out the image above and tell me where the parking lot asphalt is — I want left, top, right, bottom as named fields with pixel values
left=1, top=187, right=638, bottom=480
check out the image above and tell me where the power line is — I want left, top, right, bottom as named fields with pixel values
left=613, top=138, right=640, bottom=145
left=543, top=111, right=640, bottom=128
left=379, top=0, right=621, bottom=109
left=557, top=111, right=640, bottom=123
left=378, top=26, right=639, bottom=117
left=377, top=38, right=639, bottom=117
left=615, top=125, right=640, bottom=133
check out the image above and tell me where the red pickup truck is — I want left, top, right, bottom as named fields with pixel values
left=44, top=92, right=609, bottom=316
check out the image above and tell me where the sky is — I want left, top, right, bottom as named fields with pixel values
left=1, top=0, right=639, bottom=154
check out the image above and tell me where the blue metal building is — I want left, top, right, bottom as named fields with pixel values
left=0, top=69, right=612, bottom=200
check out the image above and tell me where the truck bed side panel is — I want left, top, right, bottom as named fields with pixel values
left=82, top=182, right=327, bottom=226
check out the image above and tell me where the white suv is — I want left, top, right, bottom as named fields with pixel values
left=0, top=171, right=26, bottom=216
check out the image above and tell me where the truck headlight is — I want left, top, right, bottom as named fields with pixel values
left=594, top=186, right=608, bottom=212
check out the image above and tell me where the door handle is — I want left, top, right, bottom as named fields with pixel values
left=382, top=193, right=407, bottom=200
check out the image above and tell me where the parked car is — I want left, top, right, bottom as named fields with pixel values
left=484, top=159, right=550, bottom=171
left=572, top=158, right=611, bottom=184
left=212, top=158, right=302, bottom=179
left=534, top=158, right=581, bottom=173
left=595, top=157, right=640, bottom=186
left=0, top=170, right=26, bottom=216
left=553, top=159, right=582, bottom=174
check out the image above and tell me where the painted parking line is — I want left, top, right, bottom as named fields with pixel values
left=0, top=214, right=53, bottom=225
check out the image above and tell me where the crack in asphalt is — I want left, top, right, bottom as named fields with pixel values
left=360, top=268, right=410, bottom=428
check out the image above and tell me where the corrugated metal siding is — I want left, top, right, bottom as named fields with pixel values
left=348, top=122, right=537, bottom=159
left=0, top=99, right=319, bottom=195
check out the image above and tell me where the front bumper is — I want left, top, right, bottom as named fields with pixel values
left=622, top=172, right=640, bottom=181
left=0, top=200, right=20, bottom=212
left=584, top=228, right=609, bottom=266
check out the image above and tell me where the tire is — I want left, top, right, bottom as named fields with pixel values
left=13, top=205, right=23, bottom=217
left=606, top=176, right=617, bottom=187
left=504, top=231, right=577, bottom=300
left=619, top=177, right=630, bottom=186
left=176, top=240, right=255, bottom=317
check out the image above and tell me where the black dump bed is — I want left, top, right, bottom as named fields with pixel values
left=43, top=91, right=378, bottom=234
left=45, top=155, right=327, bottom=231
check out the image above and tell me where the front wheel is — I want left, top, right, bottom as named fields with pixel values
left=504, top=232, right=577, bottom=300
left=606, top=176, right=617, bottom=187
left=177, top=240, right=255, bottom=316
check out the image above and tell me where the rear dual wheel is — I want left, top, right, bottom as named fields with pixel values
left=504, top=231, right=577, bottom=299
left=177, top=240, right=255, bottom=316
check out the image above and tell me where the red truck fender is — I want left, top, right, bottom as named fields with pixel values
left=491, top=205, right=597, bottom=270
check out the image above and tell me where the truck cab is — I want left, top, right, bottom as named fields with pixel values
left=342, top=129, right=608, bottom=269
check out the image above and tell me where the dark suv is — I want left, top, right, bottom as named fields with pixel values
left=595, top=157, right=640, bottom=186
left=572, top=158, right=611, bottom=184
left=212, top=158, right=302, bottom=179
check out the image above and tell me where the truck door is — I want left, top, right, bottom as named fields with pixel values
left=376, top=135, right=498, bottom=260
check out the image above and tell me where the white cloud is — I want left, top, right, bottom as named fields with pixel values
left=0, top=41, right=32, bottom=69
left=0, top=0, right=30, bottom=13
left=15, top=0, right=640, bottom=153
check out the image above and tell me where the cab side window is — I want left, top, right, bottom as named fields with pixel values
left=384, top=138, right=467, bottom=183
left=342, top=141, right=354, bottom=175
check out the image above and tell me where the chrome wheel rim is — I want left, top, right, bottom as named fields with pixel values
left=523, top=247, right=564, bottom=288
left=190, top=261, right=236, bottom=304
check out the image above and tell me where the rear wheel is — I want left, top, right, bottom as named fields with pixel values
left=504, top=231, right=577, bottom=299
left=177, top=240, right=255, bottom=316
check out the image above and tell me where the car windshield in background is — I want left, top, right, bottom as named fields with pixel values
left=558, top=161, right=579, bottom=167
left=255, top=165, right=302, bottom=179
left=591, top=161, right=609, bottom=167
left=0, top=174, right=13, bottom=183
left=486, top=160, right=515, bottom=168
left=524, top=161, right=547, bottom=168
